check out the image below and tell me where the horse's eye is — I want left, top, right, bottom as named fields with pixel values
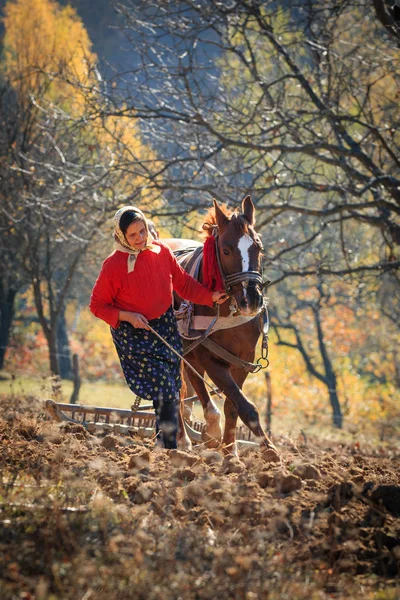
left=222, top=249, right=229, bottom=256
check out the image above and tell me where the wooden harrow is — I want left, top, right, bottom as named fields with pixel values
left=44, top=395, right=258, bottom=447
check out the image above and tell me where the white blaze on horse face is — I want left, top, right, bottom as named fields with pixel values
left=238, top=234, right=253, bottom=272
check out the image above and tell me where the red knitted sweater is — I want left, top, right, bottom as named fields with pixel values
left=89, top=242, right=214, bottom=328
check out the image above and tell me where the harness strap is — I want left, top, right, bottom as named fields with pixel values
left=224, top=271, right=263, bottom=288
left=182, top=305, right=219, bottom=355
left=188, top=304, right=269, bottom=373
left=200, top=337, right=262, bottom=373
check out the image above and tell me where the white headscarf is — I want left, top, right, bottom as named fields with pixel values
left=113, top=206, right=160, bottom=273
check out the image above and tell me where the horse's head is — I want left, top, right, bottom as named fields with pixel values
left=205, top=196, right=264, bottom=316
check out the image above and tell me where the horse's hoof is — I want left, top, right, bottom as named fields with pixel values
left=261, top=447, right=281, bottom=464
left=222, top=442, right=238, bottom=457
left=177, top=434, right=193, bottom=452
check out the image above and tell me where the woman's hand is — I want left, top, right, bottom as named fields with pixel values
left=212, top=290, right=229, bottom=305
left=119, top=310, right=150, bottom=329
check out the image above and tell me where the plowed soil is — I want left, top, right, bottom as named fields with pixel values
left=0, top=395, right=399, bottom=600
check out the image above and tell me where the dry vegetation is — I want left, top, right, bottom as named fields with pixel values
left=0, top=394, right=399, bottom=600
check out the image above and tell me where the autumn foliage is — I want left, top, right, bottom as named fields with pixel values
left=2, top=0, right=96, bottom=111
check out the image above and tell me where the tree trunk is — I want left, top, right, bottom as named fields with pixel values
left=69, top=353, right=81, bottom=404
left=326, top=373, right=343, bottom=429
left=57, top=304, right=72, bottom=379
left=45, top=327, right=60, bottom=376
left=0, top=284, right=17, bottom=371
left=32, top=279, right=60, bottom=376
left=394, top=357, right=400, bottom=389
left=314, top=306, right=343, bottom=429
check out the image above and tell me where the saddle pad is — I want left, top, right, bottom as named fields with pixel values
left=175, top=245, right=203, bottom=282
left=180, top=313, right=257, bottom=333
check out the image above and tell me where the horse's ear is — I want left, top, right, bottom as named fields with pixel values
left=213, top=198, right=229, bottom=229
left=242, top=195, right=255, bottom=226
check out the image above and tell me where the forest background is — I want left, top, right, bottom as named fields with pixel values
left=0, top=0, right=399, bottom=442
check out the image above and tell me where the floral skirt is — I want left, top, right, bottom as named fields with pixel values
left=111, top=307, right=182, bottom=404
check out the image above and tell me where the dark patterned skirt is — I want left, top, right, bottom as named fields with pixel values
left=111, top=307, right=182, bottom=405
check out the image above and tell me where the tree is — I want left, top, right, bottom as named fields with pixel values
left=271, top=277, right=345, bottom=428
left=2, top=0, right=97, bottom=111
left=0, top=82, right=29, bottom=370
left=0, top=0, right=152, bottom=375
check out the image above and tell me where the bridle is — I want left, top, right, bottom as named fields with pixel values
left=212, top=228, right=264, bottom=295
left=212, top=226, right=270, bottom=370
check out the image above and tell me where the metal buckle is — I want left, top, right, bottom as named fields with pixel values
left=256, top=332, right=269, bottom=370
left=256, top=356, right=269, bottom=370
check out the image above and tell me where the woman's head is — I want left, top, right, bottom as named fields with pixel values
left=114, top=206, right=149, bottom=251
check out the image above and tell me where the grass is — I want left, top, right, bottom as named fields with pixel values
left=0, top=373, right=134, bottom=409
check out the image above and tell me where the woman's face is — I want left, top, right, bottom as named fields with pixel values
left=124, top=219, right=148, bottom=250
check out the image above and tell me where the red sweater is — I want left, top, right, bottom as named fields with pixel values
left=89, top=241, right=213, bottom=328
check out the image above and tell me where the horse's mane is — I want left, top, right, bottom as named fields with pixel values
left=202, top=204, right=250, bottom=238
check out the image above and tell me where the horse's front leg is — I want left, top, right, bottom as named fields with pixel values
left=222, top=397, right=239, bottom=456
left=222, top=367, right=249, bottom=456
left=202, top=355, right=279, bottom=461
left=185, top=356, right=223, bottom=447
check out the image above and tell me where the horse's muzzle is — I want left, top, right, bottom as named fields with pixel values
left=233, top=284, right=264, bottom=316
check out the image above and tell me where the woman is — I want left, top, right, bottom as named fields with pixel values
left=90, top=206, right=228, bottom=449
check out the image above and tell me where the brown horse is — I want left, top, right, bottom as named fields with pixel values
left=172, top=196, right=279, bottom=461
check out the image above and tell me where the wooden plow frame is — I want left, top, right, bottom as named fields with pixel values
left=45, top=395, right=258, bottom=448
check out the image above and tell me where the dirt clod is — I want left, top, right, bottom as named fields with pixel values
left=169, top=449, right=199, bottom=468
left=370, top=485, right=400, bottom=517
left=261, top=447, right=281, bottom=463
left=128, top=450, right=151, bottom=470
left=134, top=481, right=157, bottom=504
left=275, top=473, right=302, bottom=494
left=200, top=450, right=223, bottom=465
left=101, top=434, right=119, bottom=450
left=257, top=471, right=274, bottom=488
left=293, top=463, right=321, bottom=480
left=221, top=456, right=243, bottom=474
left=326, top=481, right=354, bottom=510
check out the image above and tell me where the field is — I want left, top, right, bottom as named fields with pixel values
left=0, top=389, right=399, bottom=600
left=0, top=375, right=133, bottom=410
